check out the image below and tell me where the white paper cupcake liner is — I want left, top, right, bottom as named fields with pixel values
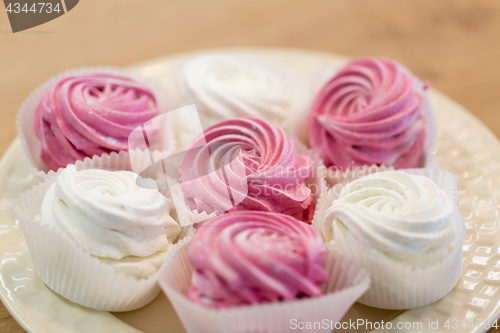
left=169, top=179, right=219, bottom=228
left=12, top=157, right=184, bottom=312
left=17, top=66, right=177, bottom=180
left=158, top=234, right=371, bottom=333
left=171, top=136, right=327, bottom=228
left=38, top=150, right=172, bottom=202
left=312, top=167, right=465, bottom=309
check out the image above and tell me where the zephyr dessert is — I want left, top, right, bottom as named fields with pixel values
left=188, top=211, right=328, bottom=307
left=158, top=211, right=370, bottom=333
left=177, top=117, right=316, bottom=223
left=14, top=165, right=181, bottom=311
left=175, top=53, right=311, bottom=128
left=17, top=68, right=175, bottom=174
left=312, top=169, right=464, bottom=309
left=42, top=166, right=180, bottom=277
left=308, top=57, right=436, bottom=169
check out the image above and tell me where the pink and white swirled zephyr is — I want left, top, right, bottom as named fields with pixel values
left=308, top=58, right=432, bottom=169
left=33, top=73, right=161, bottom=170
left=179, top=117, right=314, bottom=222
left=188, top=211, right=329, bottom=308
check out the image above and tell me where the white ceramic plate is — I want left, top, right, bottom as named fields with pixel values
left=1, top=48, right=500, bottom=333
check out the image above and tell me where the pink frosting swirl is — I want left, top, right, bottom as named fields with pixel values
left=33, top=73, right=161, bottom=171
left=179, top=117, right=314, bottom=222
left=308, top=58, right=429, bottom=169
left=188, top=211, right=328, bottom=308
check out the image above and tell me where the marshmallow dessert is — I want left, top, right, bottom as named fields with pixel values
left=308, top=58, right=436, bottom=169
left=313, top=169, right=464, bottom=309
left=40, top=165, right=181, bottom=278
left=178, top=117, right=315, bottom=222
left=188, top=211, right=328, bottom=308
left=176, top=53, right=310, bottom=126
left=18, top=68, right=176, bottom=174
left=158, top=211, right=370, bottom=333
left=322, top=171, right=454, bottom=267
left=14, top=164, right=181, bottom=311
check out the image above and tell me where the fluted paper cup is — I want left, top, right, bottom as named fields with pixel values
left=312, top=167, right=465, bottom=309
left=12, top=156, right=183, bottom=312
left=158, top=234, right=371, bottom=333
left=169, top=180, right=218, bottom=228
left=16, top=66, right=177, bottom=180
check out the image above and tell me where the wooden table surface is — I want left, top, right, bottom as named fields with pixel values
left=1, top=0, right=500, bottom=332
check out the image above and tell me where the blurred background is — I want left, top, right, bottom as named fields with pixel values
left=1, top=0, right=500, bottom=158
left=1, top=0, right=500, bottom=331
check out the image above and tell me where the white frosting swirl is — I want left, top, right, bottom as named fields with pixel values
left=40, top=165, right=181, bottom=278
left=322, top=171, right=455, bottom=267
left=177, top=54, right=309, bottom=123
